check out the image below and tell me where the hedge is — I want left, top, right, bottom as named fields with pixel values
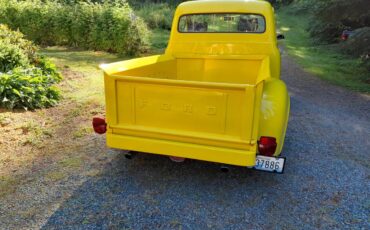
left=0, top=24, right=62, bottom=110
left=0, top=0, right=149, bottom=55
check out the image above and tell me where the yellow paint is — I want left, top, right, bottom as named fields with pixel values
left=100, top=0, right=289, bottom=166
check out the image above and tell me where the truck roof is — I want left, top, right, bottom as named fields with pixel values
left=177, top=0, right=272, bottom=15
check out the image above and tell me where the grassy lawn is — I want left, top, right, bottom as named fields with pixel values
left=0, top=48, right=117, bottom=196
left=0, top=29, right=170, bottom=197
left=149, top=29, right=171, bottom=54
left=40, top=47, right=123, bottom=104
left=277, top=8, right=370, bottom=93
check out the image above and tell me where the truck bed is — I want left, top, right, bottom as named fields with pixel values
left=102, top=55, right=269, bottom=166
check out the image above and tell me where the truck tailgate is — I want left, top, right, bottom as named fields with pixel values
left=105, top=75, right=262, bottom=150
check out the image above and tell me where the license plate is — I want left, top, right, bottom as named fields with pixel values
left=254, top=155, right=285, bottom=174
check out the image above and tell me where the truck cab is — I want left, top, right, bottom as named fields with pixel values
left=96, top=0, right=290, bottom=173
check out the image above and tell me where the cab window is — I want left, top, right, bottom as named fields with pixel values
left=178, top=13, right=266, bottom=33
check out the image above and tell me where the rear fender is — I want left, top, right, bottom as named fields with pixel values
left=258, top=79, right=290, bottom=156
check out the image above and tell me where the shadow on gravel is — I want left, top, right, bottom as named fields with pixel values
left=42, top=151, right=283, bottom=229
left=41, top=126, right=368, bottom=230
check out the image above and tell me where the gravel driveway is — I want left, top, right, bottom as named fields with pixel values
left=2, top=54, right=370, bottom=229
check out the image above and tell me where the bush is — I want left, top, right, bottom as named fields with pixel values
left=0, top=0, right=149, bottom=55
left=0, top=24, right=62, bottom=110
left=0, top=67, right=61, bottom=110
left=0, top=25, right=37, bottom=72
left=135, top=2, right=174, bottom=30
left=128, top=0, right=184, bottom=7
left=131, top=0, right=291, bottom=30
left=285, top=0, right=370, bottom=61
left=292, top=0, right=370, bottom=44
left=340, top=27, right=370, bottom=57
left=340, top=27, right=370, bottom=74
left=267, top=0, right=294, bottom=6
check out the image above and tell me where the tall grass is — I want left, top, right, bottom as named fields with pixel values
left=0, top=0, right=149, bottom=55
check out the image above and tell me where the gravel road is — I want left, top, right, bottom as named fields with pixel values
left=2, top=54, right=370, bottom=229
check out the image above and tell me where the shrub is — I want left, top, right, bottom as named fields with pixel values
left=340, top=27, right=370, bottom=74
left=0, top=0, right=149, bottom=55
left=267, top=0, right=294, bottom=6
left=0, top=67, right=61, bottom=110
left=0, top=24, right=61, bottom=110
left=128, top=0, right=184, bottom=7
left=290, top=0, right=370, bottom=44
left=0, top=39, right=29, bottom=73
left=0, top=24, right=37, bottom=72
left=134, top=2, right=174, bottom=30
left=339, top=28, right=370, bottom=57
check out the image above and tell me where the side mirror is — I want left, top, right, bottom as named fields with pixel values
left=277, top=34, right=285, bottom=40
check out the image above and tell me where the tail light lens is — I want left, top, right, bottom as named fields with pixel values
left=258, top=136, right=277, bottom=156
left=92, top=117, right=107, bottom=134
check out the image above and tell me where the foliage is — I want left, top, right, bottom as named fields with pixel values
left=267, top=0, right=294, bottom=6
left=289, top=0, right=369, bottom=45
left=0, top=0, right=149, bottom=55
left=339, top=28, right=370, bottom=56
left=0, top=24, right=62, bottom=110
left=0, top=25, right=37, bottom=72
left=130, top=0, right=294, bottom=30
left=281, top=0, right=369, bottom=80
left=149, top=29, right=170, bottom=53
left=128, top=0, right=184, bottom=7
left=277, top=8, right=369, bottom=92
left=59, top=0, right=127, bottom=5
left=135, top=2, right=174, bottom=30
left=0, top=67, right=61, bottom=110
left=130, top=0, right=291, bottom=30
left=339, top=27, right=370, bottom=72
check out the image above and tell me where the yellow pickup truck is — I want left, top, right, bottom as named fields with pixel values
left=94, top=0, right=290, bottom=173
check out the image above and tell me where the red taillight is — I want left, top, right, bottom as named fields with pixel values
left=258, top=136, right=277, bottom=156
left=341, top=34, right=348, bottom=41
left=92, top=117, right=107, bottom=134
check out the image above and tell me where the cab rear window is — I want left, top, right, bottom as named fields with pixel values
left=178, top=13, right=266, bottom=33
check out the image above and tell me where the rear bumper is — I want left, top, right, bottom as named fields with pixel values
left=107, top=133, right=257, bottom=167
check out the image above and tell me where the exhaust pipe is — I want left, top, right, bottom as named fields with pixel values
left=124, top=151, right=136, bottom=160
left=220, top=165, right=230, bottom=173
left=169, top=156, right=186, bottom=163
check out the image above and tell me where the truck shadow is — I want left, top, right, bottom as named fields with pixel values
left=42, top=105, right=368, bottom=229
left=41, top=128, right=306, bottom=229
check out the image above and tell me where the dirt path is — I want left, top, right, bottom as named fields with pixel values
left=0, top=53, right=369, bottom=229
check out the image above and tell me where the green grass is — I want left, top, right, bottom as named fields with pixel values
left=0, top=47, right=120, bottom=197
left=39, top=47, right=124, bottom=105
left=40, top=47, right=123, bottom=70
left=39, top=29, right=170, bottom=106
left=149, top=29, right=170, bottom=54
left=0, top=175, right=19, bottom=197
left=20, top=119, right=53, bottom=146
left=73, top=126, right=93, bottom=139
left=58, top=157, right=83, bottom=168
left=0, top=114, right=11, bottom=126
left=277, top=8, right=370, bottom=93
left=45, top=170, right=67, bottom=181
